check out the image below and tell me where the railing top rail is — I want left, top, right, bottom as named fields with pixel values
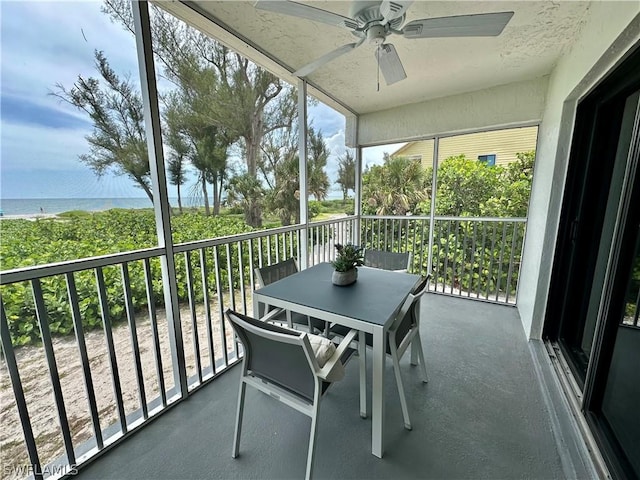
left=308, top=215, right=354, bottom=227
left=0, top=247, right=166, bottom=286
left=361, top=215, right=527, bottom=223
left=0, top=214, right=523, bottom=285
left=171, top=223, right=304, bottom=253
left=172, top=216, right=353, bottom=253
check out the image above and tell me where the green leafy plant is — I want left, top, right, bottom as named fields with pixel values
left=331, top=243, right=364, bottom=272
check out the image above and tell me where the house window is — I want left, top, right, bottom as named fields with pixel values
left=408, top=154, right=422, bottom=162
left=478, top=154, right=496, bottom=166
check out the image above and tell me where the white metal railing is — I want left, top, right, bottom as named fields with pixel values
left=0, top=214, right=525, bottom=479
left=0, top=216, right=354, bottom=480
left=360, top=215, right=527, bottom=304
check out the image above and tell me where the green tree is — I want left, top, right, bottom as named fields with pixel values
left=307, top=128, right=330, bottom=201
left=260, top=125, right=331, bottom=225
left=52, top=50, right=152, bottom=201
left=165, top=127, right=189, bottom=213
left=226, top=173, right=265, bottom=226
left=103, top=0, right=297, bottom=227
left=434, top=154, right=502, bottom=216
left=481, top=151, right=535, bottom=217
left=336, top=150, right=356, bottom=200
left=362, top=155, right=428, bottom=215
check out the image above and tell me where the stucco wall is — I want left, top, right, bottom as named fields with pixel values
left=518, top=5, right=640, bottom=340
left=355, top=76, right=548, bottom=146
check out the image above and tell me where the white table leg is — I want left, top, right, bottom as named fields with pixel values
left=253, top=297, right=260, bottom=319
left=372, top=327, right=385, bottom=458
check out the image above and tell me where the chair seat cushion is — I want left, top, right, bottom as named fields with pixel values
left=307, top=333, right=345, bottom=382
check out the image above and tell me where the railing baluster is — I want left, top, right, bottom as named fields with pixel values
left=325, top=225, right=329, bottom=262
left=143, top=258, right=166, bottom=407
left=0, top=301, right=43, bottom=480
left=281, top=232, right=286, bottom=261
left=460, top=221, right=468, bottom=296
left=468, top=222, right=477, bottom=298
left=66, top=272, right=103, bottom=448
left=443, top=220, right=451, bottom=293
left=452, top=220, right=460, bottom=294
left=505, top=223, right=519, bottom=304
left=184, top=252, right=202, bottom=384
left=238, top=241, right=247, bottom=315
left=478, top=222, right=487, bottom=299
left=31, top=278, right=76, bottom=466
left=249, top=238, right=256, bottom=290
left=266, top=234, right=272, bottom=265
left=199, top=248, right=216, bottom=376
left=213, top=246, right=228, bottom=368
left=419, top=219, right=426, bottom=277
left=495, top=222, right=508, bottom=302
left=486, top=223, right=498, bottom=300
left=226, top=243, right=236, bottom=312
left=120, top=263, right=148, bottom=417
left=227, top=243, right=239, bottom=360
left=95, top=267, right=127, bottom=434
left=433, top=220, right=440, bottom=291
left=257, top=236, right=264, bottom=268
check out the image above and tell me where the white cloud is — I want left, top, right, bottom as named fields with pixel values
left=1, top=120, right=90, bottom=171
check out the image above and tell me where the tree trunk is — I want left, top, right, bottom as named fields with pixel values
left=177, top=183, right=183, bottom=214
left=137, top=177, right=154, bottom=204
left=243, top=114, right=264, bottom=227
left=212, top=178, right=219, bottom=216
left=245, top=202, right=262, bottom=227
left=201, top=177, right=210, bottom=216
left=216, top=176, right=224, bottom=215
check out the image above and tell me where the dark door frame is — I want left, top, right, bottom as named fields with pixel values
left=544, top=45, right=640, bottom=479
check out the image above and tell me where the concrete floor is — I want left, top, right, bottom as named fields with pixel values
left=75, top=294, right=568, bottom=479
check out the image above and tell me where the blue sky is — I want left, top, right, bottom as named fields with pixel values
left=0, top=1, right=401, bottom=200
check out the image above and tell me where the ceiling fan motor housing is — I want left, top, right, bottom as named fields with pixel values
left=366, top=24, right=387, bottom=45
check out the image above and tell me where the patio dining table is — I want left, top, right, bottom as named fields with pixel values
left=252, top=261, right=421, bottom=458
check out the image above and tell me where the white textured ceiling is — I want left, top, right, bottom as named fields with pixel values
left=188, top=1, right=592, bottom=115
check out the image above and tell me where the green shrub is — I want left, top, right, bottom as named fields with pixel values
left=0, top=209, right=253, bottom=346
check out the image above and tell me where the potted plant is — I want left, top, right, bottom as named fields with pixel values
left=331, top=243, right=364, bottom=286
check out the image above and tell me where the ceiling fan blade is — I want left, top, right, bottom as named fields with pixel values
left=380, top=1, right=413, bottom=24
left=376, top=44, right=407, bottom=85
left=255, top=1, right=359, bottom=30
left=294, top=40, right=364, bottom=77
left=403, top=11, right=514, bottom=38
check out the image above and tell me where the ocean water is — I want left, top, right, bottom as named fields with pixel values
left=0, top=193, right=345, bottom=216
left=0, top=197, right=179, bottom=216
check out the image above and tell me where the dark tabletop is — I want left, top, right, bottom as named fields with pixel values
left=254, top=262, right=421, bottom=326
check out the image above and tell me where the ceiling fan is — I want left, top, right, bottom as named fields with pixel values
left=255, top=1, right=514, bottom=86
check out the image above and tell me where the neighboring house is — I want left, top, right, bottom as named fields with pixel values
left=391, top=125, right=538, bottom=168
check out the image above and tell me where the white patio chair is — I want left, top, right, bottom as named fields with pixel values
left=330, top=274, right=430, bottom=430
left=226, top=309, right=360, bottom=480
left=254, top=258, right=328, bottom=334
left=363, top=249, right=412, bottom=272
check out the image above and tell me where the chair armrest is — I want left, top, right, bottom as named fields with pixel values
left=317, top=328, right=358, bottom=381
left=259, top=307, right=285, bottom=323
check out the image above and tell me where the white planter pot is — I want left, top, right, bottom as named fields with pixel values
left=332, top=268, right=358, bottom=286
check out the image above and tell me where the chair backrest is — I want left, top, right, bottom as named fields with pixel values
left=254, top=258, right=298, bottom=288
left=390, top=275, right=430, bottom=349
left=364, top=249, right=412, bottom=272
left=225, top=309, right=317, bottom=402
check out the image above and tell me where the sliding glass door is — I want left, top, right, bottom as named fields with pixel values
left=546, top=45, right=640, bottom=479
